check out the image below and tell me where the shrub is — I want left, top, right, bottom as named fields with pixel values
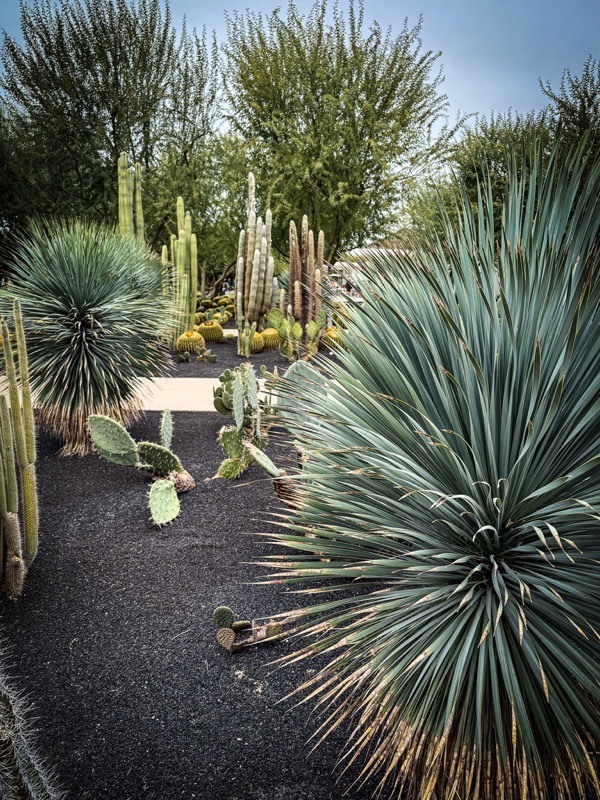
left=1, top=220, right=172, bottom=454
left=264, top=143, right=600, bottom=799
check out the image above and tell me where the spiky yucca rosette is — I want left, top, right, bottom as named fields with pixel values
left=260, top=143, right=600, bottom=800
left=0, top=221, right=172, bottom=455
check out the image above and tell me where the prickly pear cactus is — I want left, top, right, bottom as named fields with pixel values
left=159, top=410, right=173, bottom=450
left=216, top=627, right=237, bottom=653
left=137, top=442, right=183, bottom=477
left=88, top=414, right=139, bottom=466
left=213, top=606, right=235, bottom=628
left=148, top=479, right=180, bottom=525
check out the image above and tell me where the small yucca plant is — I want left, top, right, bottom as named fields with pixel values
left=1, top=220, right=172, bottom=454
left=261, top=143, right=600, bottom=799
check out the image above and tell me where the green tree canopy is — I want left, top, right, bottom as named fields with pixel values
left=0, top=0, right=220, bottom=224
left=223, top=0, right=461, bottom=259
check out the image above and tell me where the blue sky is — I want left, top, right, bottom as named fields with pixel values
left=1, top=0, right=598, bottom=121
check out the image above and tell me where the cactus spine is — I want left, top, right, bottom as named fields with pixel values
left=235, top=173, right=275, bottom=354
left=117, top=152, right=144, bottom=245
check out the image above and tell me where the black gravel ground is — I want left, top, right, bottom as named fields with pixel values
left=165, top=338, right=341, bottom=378
left=0, top=409, right=378, bottom=799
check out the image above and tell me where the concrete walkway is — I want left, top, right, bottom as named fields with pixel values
left=137, top=377, right=268, bottom=412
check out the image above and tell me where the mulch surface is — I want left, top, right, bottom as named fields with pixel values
left=0, top=406, right=377, bottom=798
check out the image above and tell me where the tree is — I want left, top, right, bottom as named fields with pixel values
left=402, top=110, right=554, bottom=241
left=223, top=0, right=461, bottom=259
left=0, top=0, right=220, bottom=226
left=541, top=55, right=600, bottom=147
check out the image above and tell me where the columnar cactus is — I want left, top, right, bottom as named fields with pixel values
left=288, top=217, right=327, bottom=348
left=234, top=173, right=275, bottom=354
left=0, top=300, right=39, bottom=597
left=117, top=152, right=145, bottom=246
left=170, top=197, right=199, bottom=346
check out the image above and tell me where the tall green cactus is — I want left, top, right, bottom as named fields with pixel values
left=117, top=151, right=145, bottom=246
left=0, top=300, right=39, bottom=598
left=170, top=197, right=199, bottom=347
left=234, top=173, right=277, bottom=355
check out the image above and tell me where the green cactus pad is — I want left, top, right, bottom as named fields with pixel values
left=88, top=414, right=139, bottom=466
left=197, top=320, right=224, bottom=343
left=216, top=457, right=249, bottom=480
left=219, top=426, right=244, bottom=458
left=213, top=395, right=230, bottom=415
left=159, top=410, right=173, bottom=450
left=148, top=479, right=180, bottom=525
left=242, top=441, right=281, bottom=477
left=176, top=330, right=205, bottom=352
left=267, top=308, right=284, bottom=329
left=232, top=620, right=252, bottom=632
left=213, top=606, right=235, bottom=627
left=138, top=442, right=183, bottom=477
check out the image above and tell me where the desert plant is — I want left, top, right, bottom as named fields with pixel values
left=87, top=411, right=194, bottom=525
left=117, top=151, right=145, bottom=246
left=0, top=220, right=172, bottom=455
left=260, top=142, right=600, bottom=799
left=234, top=172, right=277, bottom=354
left=0, top=300, right=39, bottom=598
left=0, top=660, right=62, bottom=798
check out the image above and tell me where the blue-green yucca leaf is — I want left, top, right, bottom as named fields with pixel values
left=0, top=220, right=173, bottom=454
left=262, top=141, right=600, bottom=800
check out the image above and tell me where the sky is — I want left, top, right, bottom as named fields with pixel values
left=0, top=0, right=598, bottom=122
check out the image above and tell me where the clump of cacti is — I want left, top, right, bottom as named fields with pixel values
left=87, top=411, right=195, bottom=525
left=212, top=604, right=289, bottom=654
left=240, top=330, right=265, bottom=354
left=170, top=197, right=199, bottom=347
left=234, top=173, right=278, bottom=355
left=0, top=300, right=39, bottom=598
left=266, top=307, right=326, bottom=362
left=213, top=363, right=275, bottom=479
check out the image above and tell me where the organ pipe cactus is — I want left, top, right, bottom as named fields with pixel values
left=170, top=197, right=199, bottom=346
left=0, top=300, right=39, bottom=597
left=234, top=173, right=275, bottom=354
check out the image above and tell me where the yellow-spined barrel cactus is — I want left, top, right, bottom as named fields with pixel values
left=261, top=327, right=282, bottom=350
left=240, top=331, right=265, bottom=353
left=176, top=331, right=205, bottom=352
left=197, top=320, right=224, bottom=343
left=322, top=326, right=344, bottom=349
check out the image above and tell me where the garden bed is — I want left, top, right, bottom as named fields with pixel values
left=0, top=411, right=376, bottom=800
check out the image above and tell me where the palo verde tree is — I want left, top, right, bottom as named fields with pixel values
left=224, top=0, right=461, bottom=260
left=0, top=0, right=220, bottom=227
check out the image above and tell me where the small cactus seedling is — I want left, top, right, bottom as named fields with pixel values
left=213, top=606, right=235, bottom=628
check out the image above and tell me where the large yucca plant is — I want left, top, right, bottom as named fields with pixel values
left=1, top=220, right=172, bottom=454
left=261, top=143, right=600, bottom=799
